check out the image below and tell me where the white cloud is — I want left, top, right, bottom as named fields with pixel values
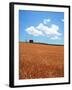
left=26, top=22, right=62, bottom=40
left=36, top=23, right=47, bottom=31
left=61, top=19, right=64, bottom=22
left=50, top=36, right=61, bottom=40
left=36, top=23, right=61, bottom=36
left=26, top=26, right=44, bottom=36
left=43, top=19, right=51, bottom=24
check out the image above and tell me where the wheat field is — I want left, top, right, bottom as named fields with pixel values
left=19, top=42, right=64, bottom=79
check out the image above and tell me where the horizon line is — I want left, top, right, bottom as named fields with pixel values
left=19, top=41, right=64, bottom=46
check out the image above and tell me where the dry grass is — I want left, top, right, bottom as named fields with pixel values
left=19, top=42, right=64, bottom=79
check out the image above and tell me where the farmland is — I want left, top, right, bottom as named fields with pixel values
left=19, top=42, right=64, bottom=79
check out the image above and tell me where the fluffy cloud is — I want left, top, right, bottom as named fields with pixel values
left=26, top=22, right=62, bottom=40
left=36, top=23, right=61, bottom=36
left=43, top=19, right=51, bottom=24
left=50, top=36, right=61, bottom=40
left=26, top=26, right=44, bottom=36
left=61, top=19, right=64, bottom=22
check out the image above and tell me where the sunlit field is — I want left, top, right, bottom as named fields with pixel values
left=19, top=42, right=64, bottom=79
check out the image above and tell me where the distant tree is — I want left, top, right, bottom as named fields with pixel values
left=29, top=40, right=33, bottom=43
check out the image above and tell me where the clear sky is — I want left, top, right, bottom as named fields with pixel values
left=19, top=10, right=64, bottom=45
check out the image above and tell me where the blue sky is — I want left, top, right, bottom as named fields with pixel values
left=19, top=10, right=64, bottom=45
